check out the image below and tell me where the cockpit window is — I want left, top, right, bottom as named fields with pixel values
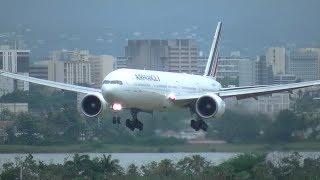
left=103, top=80, right=123, bottom=85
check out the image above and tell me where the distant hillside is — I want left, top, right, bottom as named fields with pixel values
left=0, top=0, right=319, bottom=59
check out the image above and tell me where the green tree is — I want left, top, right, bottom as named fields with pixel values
left=212, top=110, right=264, bottom=143
left=141, top=161, right=158, bottom=177
left=126, top=163, right=140, bottom=176
left=0, top=162, right=19, bottom=180
left=265, top=110, right=303, bottom=142
left=98, top=154, right=124, bottom=177
left=177, top=155, right=210, bottom=176
left=156, top=159, right=177, bottom=177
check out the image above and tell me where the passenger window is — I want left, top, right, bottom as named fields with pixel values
left=103, top=80, right=110, bottom=84
left=105, top=80, right=123, bottom=85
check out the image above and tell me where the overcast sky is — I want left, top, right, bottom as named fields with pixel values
left=0, top=0, right=319, bottom=58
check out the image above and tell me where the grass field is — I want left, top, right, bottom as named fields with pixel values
left=1, top=142, right=320, bottom=153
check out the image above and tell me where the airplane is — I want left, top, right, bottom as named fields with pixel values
left=1, top=22, right=320, bottom=132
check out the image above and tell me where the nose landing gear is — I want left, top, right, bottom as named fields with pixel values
left=112, top=116, right=121, bottom=124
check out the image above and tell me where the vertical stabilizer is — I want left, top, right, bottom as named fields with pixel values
left=203, top=22, right=222, bottom=77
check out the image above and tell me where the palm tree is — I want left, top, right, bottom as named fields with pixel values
left=177, top=155, right=210, bottom=176
left=99, top=154, right=124, bottom=177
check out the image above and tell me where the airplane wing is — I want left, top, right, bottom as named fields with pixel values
left=173, top=80, right=320, bottom=103
left=218, top=81, right=320, bottom=100
left=0, top=70, right=101, bottom=94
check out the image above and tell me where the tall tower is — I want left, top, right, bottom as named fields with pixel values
left=266, top=47, right=286, bottom=75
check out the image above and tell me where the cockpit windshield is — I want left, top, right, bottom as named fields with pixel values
left=103, top=80, right=123, bottom=85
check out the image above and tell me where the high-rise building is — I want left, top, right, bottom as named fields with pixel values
left=0, top=46, right=30, bottom=96
left=239, top=59, right=256, bottom=86
left=273, top=74, right=297, bottom=84
left=47, top=50, right=116, bottom=86
left=30, top=61, right=49, bottom=80
left=89, top=55, right=114, bottom=86
left=255, top=55, right=274, bottom=85
left=198, top=53, right=252, bottom=82
left=289, top=48, right=319, bottom=81
left=124, top=39, right=198, bottom=73
left=266, top=47, right=286, bottom=75
left=64, top=60, right=91, bottom=85
left=0, top=46, right=30, bottom=73
left=51, top=49, right=90, bottom=61
left=216, top=57, right=240, bottom=79
left=48, top=60, right=64, bottom=83
left=125, top=40, right=169, bottom=71
left=166, top=39, right=198, bottom=74
left=197, top=55, right=207, bottom=75
left=256, top=93, right=290, bottom=115
left=49, top=49, right=91, bottom=84
left=114, top=57, right=128, bottom=69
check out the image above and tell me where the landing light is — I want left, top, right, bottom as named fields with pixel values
left=168, top=93, right=176, bottom=101
left=112, top=103, right=122, bottom=111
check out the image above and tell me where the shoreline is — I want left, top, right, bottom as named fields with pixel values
left=0, top=142, right=320, bottom=153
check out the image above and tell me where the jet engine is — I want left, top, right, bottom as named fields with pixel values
left=195, top=93, right=226, bottom=119
left=81, top=93, right=107, bottom=117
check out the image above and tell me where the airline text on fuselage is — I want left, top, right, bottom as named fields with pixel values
left=135, top=74, right=160, bottom=81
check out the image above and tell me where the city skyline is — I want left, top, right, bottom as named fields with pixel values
left=0, top=0, right=319, bottom=59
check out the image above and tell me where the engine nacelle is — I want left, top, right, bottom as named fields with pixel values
left=81, top=93, right=107, bottom=118
left=195, top=93, right=226, bottom=119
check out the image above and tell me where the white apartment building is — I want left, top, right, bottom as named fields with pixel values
left=64, top=60, right=91, bottom=85
left=114, top=57, right=128, bottom=69
left=90, top=55, right=114, bottom=86
left=0, top=46, right=30, bottom=96
left=290, top=48, right=320, bottom=81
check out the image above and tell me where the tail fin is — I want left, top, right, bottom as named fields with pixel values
left=203, top=22, right=222, bottom=77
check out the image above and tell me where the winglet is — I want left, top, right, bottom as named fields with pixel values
left=203, top=22, right=222, bottom=77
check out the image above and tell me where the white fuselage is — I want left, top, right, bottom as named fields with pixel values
left=101, top=69, right=222, bottom=111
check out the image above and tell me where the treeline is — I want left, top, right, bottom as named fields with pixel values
left=1, top=152, right=320, bottom=180
left=1, top=86, right=320, bottom=145
left=0, top=86, right=186, bottom=146
left=0, top=108, right=183, bottom=146
left=210, top=109, right=305, bottom=143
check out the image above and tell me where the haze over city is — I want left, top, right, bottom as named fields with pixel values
left=0, top=0, right=319, bottom=58
left=1, top=1, right=320, bottom=179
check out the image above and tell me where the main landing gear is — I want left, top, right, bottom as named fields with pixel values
left=189, top=106, right=208, bottom=131
left=125, top=109, right=143, bottom=131
left=191, top=118, right=208, bottom=131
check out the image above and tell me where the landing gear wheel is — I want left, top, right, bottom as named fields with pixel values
left=126, top=119, right=143, bottom=131
left=135, top=120, right=143, bottom=131
left=113, top=117, right=121, bottom=124
left=199, top=120, right=208, bottom=131
left=191, top=119, right=208, bottom=131
left=116, top=117, right=121, bottom=124
left=126, top=119, right=135, bottom=131
left=191, top=120, right=200, bottom=131
left=125, top=109, right=144, bottom=131
left=112, top=117, right=117, bottom=124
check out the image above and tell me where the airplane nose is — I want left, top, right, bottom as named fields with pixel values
left=102, top=84, right=113, bottom=96
left=101, top=84, right=119, bottom=102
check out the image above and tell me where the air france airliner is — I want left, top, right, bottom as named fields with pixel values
left=2, top=22, right=320, bottom=131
